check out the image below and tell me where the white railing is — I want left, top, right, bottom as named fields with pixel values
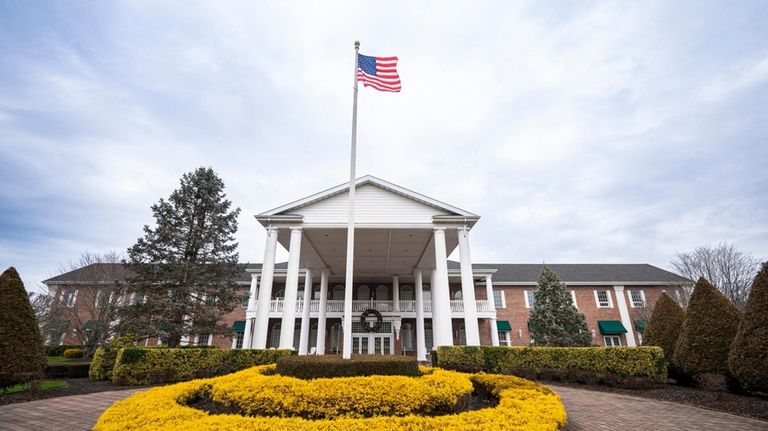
left=261, top=299, right=489, bottom=313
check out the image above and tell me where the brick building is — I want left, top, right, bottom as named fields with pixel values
left=44, top=175, right=690, bottom=357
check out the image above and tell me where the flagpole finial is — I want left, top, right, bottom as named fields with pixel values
left=354, top=40, right=360, bottom=50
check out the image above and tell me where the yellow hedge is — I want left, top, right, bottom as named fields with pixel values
left=94, top=365, right=567, bottom=431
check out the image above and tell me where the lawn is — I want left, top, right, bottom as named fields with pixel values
left=1, top=380, right=67, bottom=394
left=47, top=356, right=91, bottom=365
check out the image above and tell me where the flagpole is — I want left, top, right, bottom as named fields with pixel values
left=342, top=40, right=360, bottom=360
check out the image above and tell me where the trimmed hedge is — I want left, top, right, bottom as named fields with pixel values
left=46, top=363, right=91, bottom=378
left=434, top=345, right=667, bottom=382
left=642, top=293, right=685, bottom=361
left=46, top=345, right=83, bottom=357
left=88, top=335, right=136, bottom=381
left=63, top=348, right=85, bottom=358
left=729, top=262, right=768, bottom=392
left=275, top=355, right=420, bottom=379
left=111, top=348, right=294, bottom=385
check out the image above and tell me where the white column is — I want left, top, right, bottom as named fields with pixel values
left=486, top=276, right=500, bottom=346
left=430, top=269, right=440, bottom=349
left=242, top=274, right=259, bottom=349
left=279, top=227, right=303, bottom=349
left=298, top=269, right=313, bottom=355
left=393, top=275, right=400, bottom=311
left=414, top=270, right=427, bottom=361
left=613, top=285, right=637, bottom=346
left=253, top=227, right=278, bottom=349
left=457, top=227, right=480, bottom=345
left=433, top=227, right=453, bottom=347
left=316, top=270, right=329, bottom=355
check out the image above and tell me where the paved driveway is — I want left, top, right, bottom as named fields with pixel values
left=0, top=385, right=766, bottom=430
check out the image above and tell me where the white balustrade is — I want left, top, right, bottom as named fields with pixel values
left=450, top=300, right=464, bottom=312
left=263, top=299, right=488, bottom=314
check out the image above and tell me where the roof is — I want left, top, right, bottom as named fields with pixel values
left=257, top=175, right=479, bottom=219
left=45, top=262, right=689, bottom=285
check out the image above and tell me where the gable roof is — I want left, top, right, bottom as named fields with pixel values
left=257, top=175, right=478, bottom=219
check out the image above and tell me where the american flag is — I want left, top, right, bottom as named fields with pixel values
left=357, top=54, right=401, bottom=92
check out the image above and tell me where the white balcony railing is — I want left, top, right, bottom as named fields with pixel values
left=260, top=299, right=492, bottom=313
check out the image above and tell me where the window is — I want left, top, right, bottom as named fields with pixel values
left=457, top=324, right=466, bottom=346
left=332, top=285, right=344, bottom=300
left=604, top=336, right=622, bottom=347
left=400, top=285, right=414, bottom=300
left=270, top=324, right=281, bottom=348
left=376, top=285, right=388, bottom=300
left=313, top=286, right=322, bottom=300
left=240, top=291, right=250, bottom=308
left=594, top=290, right=612, bottom=308
left=358, top=285, right=370, bottom=300
left=132, top=293, right=144, bottom=305
left=401, top=323, right=414, bottom=352
left=63, top=291, right=77, bottom=307
left=425, top=323, right=434, bottom=352
left=275, top=289, right=285, bottom=299
left=234, top=331, right=244, bottom=349
left=197, top=333, right=210, bottom=346
left=498, top=330, right=512, bottom=346
left=330, top=323, right=341, bottom=353
left=95, top=290, right=110, bottom=308
left=204, top=295, right=217, bottom=306
left=570, top=291, right=578, bottom=309
left=453, top=290, right=463, bottom=300
left=492, top=289, right=505, bottom=308
left=629, top=290, right=646, bottom=308
left=310, top=324, right=318, bottom=349
left=524, top=290, right=536, bottom=309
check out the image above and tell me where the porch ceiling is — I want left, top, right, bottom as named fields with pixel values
left=276, top=228, right=459, bottom=278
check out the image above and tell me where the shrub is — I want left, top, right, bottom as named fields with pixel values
left=528, top=266, right=591, bottom=346
left=63, top=348, right=84, bottom=358
left=111, top=347, right=293, bottom=385
left=94, top=365, right=567, bottom=430
left=275, top=355, right=419, bottom=379
left=0, top=267, right=47, bottom=388
left=435, top=345, right=667, bottom=382
left=46, top=363, right=91, bottom=378
left=642, top=293, right=685, bottom=362
left=729, top=262, right=768, bottom=392
left=673, top=277, right=742, bottom=379
left=45, top=345, right=83, bottom=357
left=88, top=335, right=135, bottom=381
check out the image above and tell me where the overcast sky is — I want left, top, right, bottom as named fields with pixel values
left=2, top=1, right=767, bottom=292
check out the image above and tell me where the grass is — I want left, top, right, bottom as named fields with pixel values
left=47, top=356, right=91, bottom=365
left=1, top=380, right=67, bottom=394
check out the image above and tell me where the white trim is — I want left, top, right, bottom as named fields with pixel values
left=594, top=289, right=613, bottom=308
left=493, top=289, right=506, bottom=309
left=627, top=289, right=646, bottom=308
left=604, top=335, right=622, bottom=347
left=570, top=290, right=578, bottom=309
left=613, top=285, right=637, bottom=347
left=523, top=290, right=532, bottom=309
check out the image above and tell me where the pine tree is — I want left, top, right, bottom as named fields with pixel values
left=0, top=267, right=46, bottom=388
left=119, top=167, right=241, bottom=347
left=673, top=277, right=742, bottom=377
left=528, top=266, right=592, bottom=347
left=729, top=262, right=768, bottom=392
left=642, top=293, right=685, bottom=362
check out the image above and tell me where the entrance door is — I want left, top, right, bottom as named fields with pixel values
left=352, top=334, right=392, bottom=355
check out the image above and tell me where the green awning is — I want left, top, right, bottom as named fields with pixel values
left=598, top=320, right=627, bottom=335
left=232, top=320, right=246, bottom=332
left=635, top=319, right=648, bottom=333
left=496, top=320, right=511, bottom=331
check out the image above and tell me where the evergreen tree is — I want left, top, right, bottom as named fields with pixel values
left=0, top=267, right=46, bottom=388
left=673, top=277, right=742, bottom=377
left=729, top=262, right=768, bottom=392
left=642, top=293, right=685, bottom=362
left=528, top=266, right=591, bottom=347
left=119, top=167, right=241, bottom=347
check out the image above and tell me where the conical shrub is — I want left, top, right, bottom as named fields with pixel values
left=642, top=293, right=685, bottom=362
left=0, top=267, right=46, bottom=388
left=729, top=262, right=768, bottom=392
left=673, top=277, right=742, bottom=378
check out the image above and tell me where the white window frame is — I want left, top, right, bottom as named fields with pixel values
left=594, top=290, right=613, bottom=308
left=64, top=290, right=78, bottom=307
left=234, top=331, right=245, bottom=349
left=524, top=290, right=536, bottom=309
left=493, top=289, right=506, bottom=309
left=570, top=290, right=578, bottom=309
left=604, top=335, right=622, bottom=347
left=628, top=290, right=646, bottom=308
left=240, top=291, right=250, bottom=308
left=498, top=330, right=512, bottom=346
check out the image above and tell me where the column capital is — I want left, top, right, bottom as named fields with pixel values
left=485, top=274, right=493, bottom=282
left=433, top=226, right=446, bottom=232
left=613, top=285, right=625, bottom=292
left=289, top=226, right=303, bottom=232
left=265, top=226, right=279, bottom=234
left=251, top=273, right=260, bottom=279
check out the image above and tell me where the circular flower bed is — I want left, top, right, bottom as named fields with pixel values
left=94, top=365, right=567, bottom=430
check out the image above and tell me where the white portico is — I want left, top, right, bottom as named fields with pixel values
left=242, top=176, right=497, bottom=360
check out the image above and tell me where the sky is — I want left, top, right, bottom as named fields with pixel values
left=1, top=1, right=767, bottom=292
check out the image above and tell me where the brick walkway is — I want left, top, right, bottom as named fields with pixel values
left=0, top=385, right=767, bottom=430
left=551, top=385, right=768, bottom=431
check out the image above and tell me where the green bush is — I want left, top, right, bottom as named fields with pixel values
left=111, top=348, right=293, bottom=385
left=729, top=262, right=768, bottom=392
left=642, top=293, right=686, bottom=362
left=63, top=348, right=84, bottom=358
left=435, top=345, right=667, bottom=382
left=46, top=363, right=91, bottom=378
left=673, top=277, right=742, bottom=377
left=89, top=335, right=135, bottom=381
left=275, top=355, right=420, bottom=379
left=45, top=345, right=83, bottom=357
left=0, top=267, right=46, bottom=388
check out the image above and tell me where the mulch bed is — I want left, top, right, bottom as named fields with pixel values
left=542, top=380, right=768, bottom=421
left=0, top=378, right=149, bottom=406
